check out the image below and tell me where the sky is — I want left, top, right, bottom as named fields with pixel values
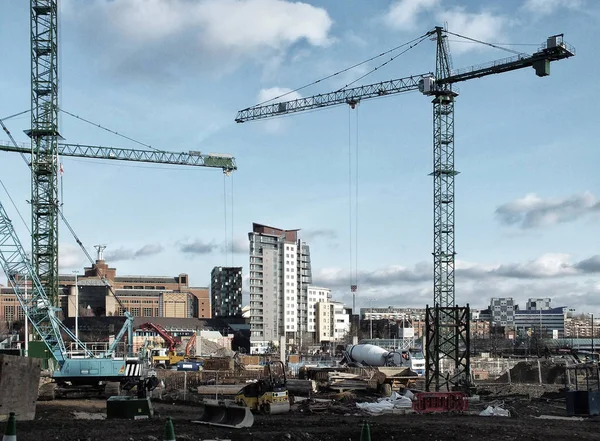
left=0, top=0, right=598, bottom=315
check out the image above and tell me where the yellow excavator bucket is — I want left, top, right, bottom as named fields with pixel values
left=192, top=399, right=254, bottom=429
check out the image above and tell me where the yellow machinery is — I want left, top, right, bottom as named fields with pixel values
left=234, top=361, right=291, bottom=414
left=193, top=361, right=289, bottom=428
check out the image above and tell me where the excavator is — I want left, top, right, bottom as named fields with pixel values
left=193, top=361, right=290, bottom=429
left=139, top=322, right=195, bottom=368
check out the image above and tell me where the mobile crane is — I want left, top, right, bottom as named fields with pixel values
left=0, top=199, right=152, bottom=399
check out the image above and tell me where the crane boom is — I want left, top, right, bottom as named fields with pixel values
left=235, top=35, right=574, bottom=125
left=0, top=200, right=94, bottom=363
left=235, top=74, right=431, bottom=123
left=0, top=141, right=237, bottom=173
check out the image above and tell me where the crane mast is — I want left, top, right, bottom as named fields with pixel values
left=29, top=0, right=60, bottom=306
left=431, top=26, right=458, bottom=311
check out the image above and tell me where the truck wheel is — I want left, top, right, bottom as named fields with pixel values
left=381, top=383, right=392, bottom=397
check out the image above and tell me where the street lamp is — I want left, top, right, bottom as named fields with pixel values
left=369, top=298, right=376, bottom=340
left=24, top=273, right=28, bottom=357
left=73, top=271, right=80, bottom=340
left=590, top=313, right=595, bottom=360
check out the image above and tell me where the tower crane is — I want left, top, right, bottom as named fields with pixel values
left=1, top=0, right=237, bottom=309
left=235, top=27, right=574, bottom=391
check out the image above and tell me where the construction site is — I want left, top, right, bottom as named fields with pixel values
left=0, top=1, right=596, bottom=440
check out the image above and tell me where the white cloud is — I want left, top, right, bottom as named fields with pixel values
left=61, top=0, right=333, bottom=76
left=523, top=0, right=584, bottom=15
left=437, top=8, right=507, bottom=54
left=383, top=1, right=508, bottom=54
left=104, top=244, right=164, bottom=262
left=59, top=243, right=89, bottom=270
left=384, top=0, right=440, bottom=31
left=495, top=192, right=600, bottom=229
left=313, top=253, right=600, bottom=312
left=257, top=87, right=303, bottom=105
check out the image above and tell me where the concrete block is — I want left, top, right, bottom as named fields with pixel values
left=0, top=354, right=41, bottom=421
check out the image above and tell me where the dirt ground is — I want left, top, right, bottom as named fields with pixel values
left=5, top=393, right=600, bottom=441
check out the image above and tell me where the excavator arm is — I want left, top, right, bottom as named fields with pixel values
left=138, top=322, right=180, bottom=352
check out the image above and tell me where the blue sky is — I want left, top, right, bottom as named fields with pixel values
left=0, top=0, right=598, bottom=314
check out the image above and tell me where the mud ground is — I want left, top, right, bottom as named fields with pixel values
left=4, top=396, right=599, bottom=441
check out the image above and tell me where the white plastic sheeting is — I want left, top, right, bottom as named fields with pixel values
left=356, top=392, right=413, bottom=415
left=479, top=405, right=510, bottom=417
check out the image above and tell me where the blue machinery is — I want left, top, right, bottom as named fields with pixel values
left=0, top=200, right=141, bottom=389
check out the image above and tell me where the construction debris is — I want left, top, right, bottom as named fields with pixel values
left=356, top=392, right=413, bottom=415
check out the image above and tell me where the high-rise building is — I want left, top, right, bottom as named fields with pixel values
left=210, top=266, right=243, bottom=318
left=248, top=223, right=313, bottom=354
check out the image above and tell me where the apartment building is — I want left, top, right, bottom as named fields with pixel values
left=248, top=223, right=314, bottom=354
left=210, top=266, right=243, bottom=318
left=315, top=301, right=350, bottom=343
left=307, top=286, right=331, bottom=334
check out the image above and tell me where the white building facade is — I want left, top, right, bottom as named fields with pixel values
left=316, top=301, right=351, bottom=343
left=248, top=223, right=313, bottom=354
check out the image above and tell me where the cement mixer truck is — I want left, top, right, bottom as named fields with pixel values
left=343, top=344, right=421, bottom=396
left=345, top=344, right=403, bottom=367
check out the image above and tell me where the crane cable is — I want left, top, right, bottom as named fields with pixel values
left=1, top=116, right=128, bottom=311
left=348, top=104, right=360, bottom=315
left=0, top=117, right=32, bottom=234
left=59, top=108, right=160, bottom=152
left=252, top=32, right=431, bottom=107
left=334, top=33, right=430, bottom=93
left=222, top=173, right=235, bottom=267
left=444, top=30, right=528, bottom=57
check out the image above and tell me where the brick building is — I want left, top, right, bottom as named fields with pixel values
left=0, top=251, right=210, bottom=324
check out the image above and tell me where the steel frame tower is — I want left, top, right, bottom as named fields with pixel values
left=28, top=0, right=60, bottom=306
left=431, top=27, right=459, bottom=310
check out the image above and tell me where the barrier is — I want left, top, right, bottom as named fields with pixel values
left=412, top=392, right=468, bottom=413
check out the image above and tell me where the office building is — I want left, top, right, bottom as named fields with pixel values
left=526, top=298, right=552, bottom=311
left=211, top=266, right=243, bottom=318
left=514, top=306, right=566, bottom=338
left=490, top=297, right=516, bottom=326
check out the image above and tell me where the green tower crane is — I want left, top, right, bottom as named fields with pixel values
left=234, top=27, right=574, bottom=391
left=1, top=1, right=236, bottom=308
